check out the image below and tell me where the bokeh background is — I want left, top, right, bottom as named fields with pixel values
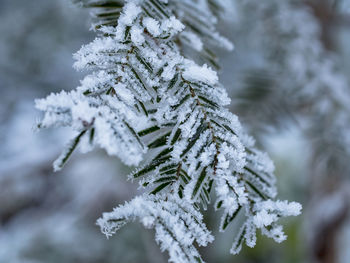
left=0, top=0, right=350, bottom=262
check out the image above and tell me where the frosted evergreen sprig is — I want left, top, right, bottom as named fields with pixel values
left=97, top=194, right=214, bottom=263
left=78, top=0, right=233, bottom=68
left=36, top=0, right=301, bottom=262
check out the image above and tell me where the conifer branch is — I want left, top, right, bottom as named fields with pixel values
left=35, top=0, right=302, bottom=262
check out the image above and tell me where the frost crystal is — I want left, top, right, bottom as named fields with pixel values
left=36, top=0, right=301, bottom=262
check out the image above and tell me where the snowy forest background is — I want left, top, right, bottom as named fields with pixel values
left=1, top=0, right=350, bottom=262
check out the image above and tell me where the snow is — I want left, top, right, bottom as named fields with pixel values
left=143, top=17, right=161, bottom=37
left=163, top=16, right=184, bottom=33
left=34, top=0, right=302, bottom=262
left=253, top=209, right=278, bottom=228
left=97, top=194, right=214, bottom=263
left=182, top=63, right=218, bottom=85
left=119, top=1, right=142, bottom=26
left=131, top=25, right=145, bottom=45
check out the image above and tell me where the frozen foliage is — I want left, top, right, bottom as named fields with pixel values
left=36, top=0, right=301, bottom=262
left=228, top=1, right=350, bottom=262
left=98, top=194, right=214, bottom=263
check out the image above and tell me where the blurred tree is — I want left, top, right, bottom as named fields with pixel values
left=2, top=0, right=350, bottom=263
left=223, top=1, right=350, bottom=262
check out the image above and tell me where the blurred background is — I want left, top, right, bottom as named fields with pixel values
left=0, top=0, right=349, bottom=262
